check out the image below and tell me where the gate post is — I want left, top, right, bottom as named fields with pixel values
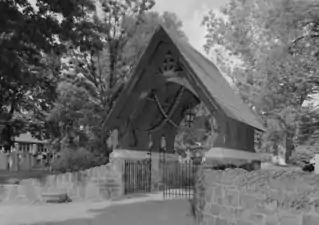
left=108, top=150, right=126, bottom=197
left=110, top=149, right=152, bottom=195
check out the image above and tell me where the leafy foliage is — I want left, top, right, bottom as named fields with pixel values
left=51, top=147, right=107, bottom=173
left=46, top=2, right=188, bottom=157
left=202, top=0, right=319, bottom=159
left=0, top=0, right=97, bottom=150
left=174, top=103, right=218, bottom=160
left=0, top=0, right=188, bottom=160
left=289, top=145, right=319, bottom=167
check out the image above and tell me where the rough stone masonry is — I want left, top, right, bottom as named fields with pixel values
left=199, top=168, right=319, bottom=225
left=0, top=164, right=123, bottom=203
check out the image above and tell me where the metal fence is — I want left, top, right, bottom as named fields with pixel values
left=123, top=159, right=152, bottom=195
left=162, top=160, right=196, bottom=199
left=122, top=156, right=197, bottom=199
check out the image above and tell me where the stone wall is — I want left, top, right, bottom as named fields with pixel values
left=0, top=164, right=123, bottom=203
left=200, top=168, right=319, bottom=225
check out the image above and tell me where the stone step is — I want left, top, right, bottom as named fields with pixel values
left=41, top=192, right=71, bottom=203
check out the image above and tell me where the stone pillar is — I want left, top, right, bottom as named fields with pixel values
left=10, top=152, right=19, bottom=171
left=14, top=143, right=20, bottom=151
left=19, top=152, right=32, bottom=171
left=0, top=154, right=8, bottom=170
left=30, top=144, right=37, bottom=168
left=31, top=144, right=37, bottom=155
left=150, top=152, right=159, bottom=191
left=30, top=154, right=36, bottom=168
left=108, top=149, right=133, bottom=197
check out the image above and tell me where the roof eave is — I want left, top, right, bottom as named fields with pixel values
left=102, top=26, right=165, bottom=129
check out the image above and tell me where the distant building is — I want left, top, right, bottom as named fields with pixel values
left=0, top=133, right=49, bottom=170
left=14, top=132, right=47, bottom=154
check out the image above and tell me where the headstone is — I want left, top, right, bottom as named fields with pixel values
left=19, top=152, right=31, bottom=171
left=10, top=152, right=19, bottom=171
left=0, top=154, right=8, bottom=170
left=31, top=144, right=37, bottom=155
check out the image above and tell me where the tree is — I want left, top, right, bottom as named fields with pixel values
left=175, top=103, right=216, bottom=155
left=46, top=3, right=188, bottom=155
left=0, top=0, right=98, bottom=151
left=202, top=0, right=319, bottom=160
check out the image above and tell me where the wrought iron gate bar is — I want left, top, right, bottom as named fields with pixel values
left=123, top=151, right=196, bottom=199
left=162, top=160, right=195, bottom=199
left=123, top=159, right=151, bottom=195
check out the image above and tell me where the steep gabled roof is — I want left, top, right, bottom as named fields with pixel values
left=170, top=31, right=265, bottom=131
left=105, top=25, right=265, bottom=131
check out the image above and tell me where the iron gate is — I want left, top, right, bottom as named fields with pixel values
left=162, top=160, right=196, bottom=199
left=123, top=159, right=152, bottom=195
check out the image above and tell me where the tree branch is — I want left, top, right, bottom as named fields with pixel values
left=289, top=34, right=319, bottom=54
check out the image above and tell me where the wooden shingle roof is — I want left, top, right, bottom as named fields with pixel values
left=105, top=25, right=265, bottom=131
left=169, top=29, right=265, bottom=131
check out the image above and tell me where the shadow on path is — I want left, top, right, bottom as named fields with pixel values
left=36, top=199, right=193, bottom=225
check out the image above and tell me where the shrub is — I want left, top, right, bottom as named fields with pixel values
left=51, top=147, right=108, bottom=173
left=260, top=153, right=272, bottom=163
left=289, top=145, right=317, bottom=167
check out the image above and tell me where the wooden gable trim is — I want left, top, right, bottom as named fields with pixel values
left=144, top=39, right=199, bottom=97
left=103, top=28, right=166, bottom=127
left=178, top=56, right=226, bottom=117
left=156, top=27, right=227, bottom=119
left=103, top=25, right=242, bottom=129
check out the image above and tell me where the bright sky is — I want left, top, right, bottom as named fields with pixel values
left=28, top=0, right=233, bottom=81
left=28, top=0, right=228, bottom=54
left=152, top=0, right=229, bottom=55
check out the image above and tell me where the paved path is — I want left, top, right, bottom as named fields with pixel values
left=47, top=199, right=193, bottom=225
left=0, top=193, right=193, bottom=225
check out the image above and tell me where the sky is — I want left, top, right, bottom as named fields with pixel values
left=152, top=0, right=229, bottom=56
left=28, top=0, right=229, bottom=55
left=28, top=0, right=233, bottom=81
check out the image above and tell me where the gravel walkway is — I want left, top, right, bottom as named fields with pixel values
left=0, top=193, right=193, bottom=225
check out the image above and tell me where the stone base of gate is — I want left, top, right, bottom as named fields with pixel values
left=110, top=149, right=178, bottom=160
left=110, top=149, right=179, bottom=193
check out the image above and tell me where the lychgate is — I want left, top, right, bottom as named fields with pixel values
left=104, top=25, right=265, bottom=197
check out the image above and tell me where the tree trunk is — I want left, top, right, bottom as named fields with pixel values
left=285, top=134, right=294, bottom=163
left=1, top=125, right=14, bottom=152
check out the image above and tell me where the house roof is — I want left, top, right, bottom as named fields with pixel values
left=105, top=25, right=265, bottom=131
left=14, top=132, right=47, bottom=144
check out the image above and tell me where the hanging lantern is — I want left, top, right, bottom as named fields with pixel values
left=185, top=108, right=195, bottom=127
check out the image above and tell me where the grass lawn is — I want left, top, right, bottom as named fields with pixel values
left=0, top=169, right=54, bottom=184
